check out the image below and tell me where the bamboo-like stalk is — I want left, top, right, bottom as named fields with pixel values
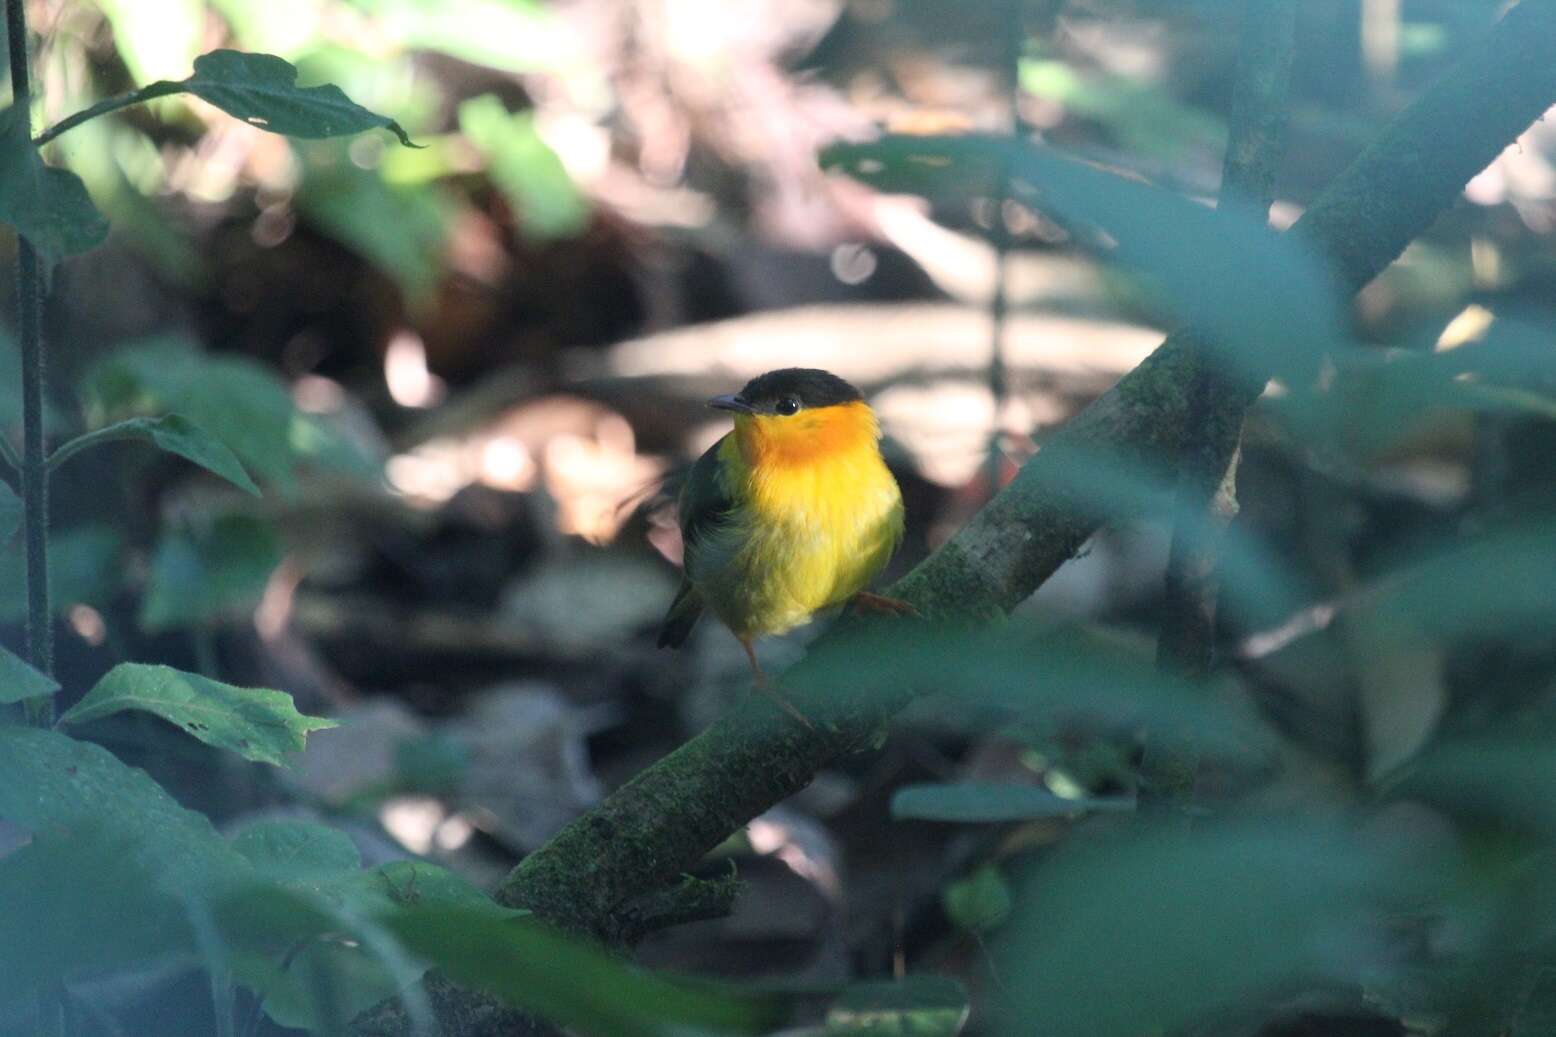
left=7, top=0, right=56, bottom=721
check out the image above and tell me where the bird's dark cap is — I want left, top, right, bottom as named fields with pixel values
left=730, top=368, right=863, bottom=413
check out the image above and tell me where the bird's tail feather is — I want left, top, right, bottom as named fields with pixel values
left=657, top=581, right=703, bottom=648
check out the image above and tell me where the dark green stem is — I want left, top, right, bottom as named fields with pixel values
left=1147, top=0, right=1299, bottom=808
left=7, top=0, right=56, bottom=720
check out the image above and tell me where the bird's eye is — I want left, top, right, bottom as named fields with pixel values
left=775, top=396, right=801, bottom=416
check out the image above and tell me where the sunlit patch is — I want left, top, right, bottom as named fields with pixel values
left=386, top=397, right=660, bottom=538
left=379, top=795, right=448, bottom=855
left=292, top=374, right=347, bottom=414
left=543, top=413, right=664, bottom=543
left=254, top=559, right=304, bottom=642
left=384, top=329, right=446, bottom=408
left=747, top=816, right=841, bottom=897
left=1435, top=304, right=1495, bottom=352
left=67, top=605, right=106, bottom=647
left=434, top=812, right=476, bottom=852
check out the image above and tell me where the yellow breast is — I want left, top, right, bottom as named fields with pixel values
left=699, top=402, right=904, bottom=638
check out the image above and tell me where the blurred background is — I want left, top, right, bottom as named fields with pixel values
left=5, top=0, right=1556, bottom=1033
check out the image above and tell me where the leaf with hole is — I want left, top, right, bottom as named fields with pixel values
left=0, top=642, right=59, bottom=705
left=45, top=49, right=417, bottom=147
left=0, top=106, right=110, bottom=264
left=59, top=663, right=336, bottom=766
left=50, top=413, right=259, bottom=495
left=892, top=782, right=1133, bottom=823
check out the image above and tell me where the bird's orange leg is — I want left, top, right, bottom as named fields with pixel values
left=851, top=590, right=920, bottom=618
left=738, top=636, right=814, bottom=731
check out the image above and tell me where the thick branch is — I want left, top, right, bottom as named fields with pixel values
left=357, top=1, right=1556, bottom=1029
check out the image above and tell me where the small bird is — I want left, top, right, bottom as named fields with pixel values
left=657, top=368, right=913, bottom=723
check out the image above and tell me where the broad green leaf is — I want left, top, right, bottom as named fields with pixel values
left=0, top=642, right=58, bottom=705
left=1392, top=738, right=1556, bottom=837
left=0, top=479, right=18, bottom=541
left=942, top=865, right=1012, bottom=935
left=50, top=50, right=416, bottom=147
left=891, top=782, right=1133, bottom=823
left=83, top=336, right=373, bottom=488
left=49, top=413, right=260, bottom=495
left=59, top=663, right=337, bottom=766
left=295, top=157, right=452, bottom=303
left=0, top=107, right=110, bottom=264
left=802, top=621, right=1273, bottom=762
left=220, top=862, right=779, bottom=1037
left=139, top=513, right=281, bottom=632
left=459, top=96, right=588, bottom=239
left=230, top=820, right=362, bottom=880
left=0, top=727, right=249, bottom=1007
left=992, top=820, right=1425, bottom=1037
left=827, top=976, right=970, bottom=1037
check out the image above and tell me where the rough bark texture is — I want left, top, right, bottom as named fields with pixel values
left=356, top=1, right=1556, bottom=1031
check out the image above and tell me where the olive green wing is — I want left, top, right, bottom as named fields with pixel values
left=657, top=436, right=737, bottom=649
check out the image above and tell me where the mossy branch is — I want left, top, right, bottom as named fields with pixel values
left=357, top=1, right=1556, bottom=1030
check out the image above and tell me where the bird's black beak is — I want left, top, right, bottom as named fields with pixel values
left=707, top=393, right=755, bottom=414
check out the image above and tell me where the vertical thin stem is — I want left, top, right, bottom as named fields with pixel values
left=1146, top=0, right=1299, bottom=808
left=8, top=0, right=56, bottom=720
left=984, top=0, right=1023, bottom=491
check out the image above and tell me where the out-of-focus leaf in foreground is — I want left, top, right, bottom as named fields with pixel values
left=822, top=134, right=1346, bottom=385
left=992, top=820, right=1422, bottom=1037
left=802, top=621, right=1273, bottom=764
left=0, top=727, right=247, bottom=1007
left=219, top=883, right=784, bottom=1037
left=891, top=783, right=1133, bottom=823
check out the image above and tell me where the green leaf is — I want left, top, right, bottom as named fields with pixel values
left=1392, top=738, right=1556, bottom=837
left=822, top=134, right=1346, bottom=384
left=49, top=50, right=417, bottom=147
left=230, top=820, right=362, bottom=880
left=0, top=726, right=249, bottom=1007
left=0, top=479, right=18, bottom=541
left=891, top=782, right=1133, bottom=823
left=49, top=413, right=260, bottom=495
left=0, top=642, right=59, bottom=705
left=942, top=865, right=1012, bottom=935
left=0, top=106, right=110, bottom=264
left=139, top=513, right=281, bottom=632
left=59, top=663, right=337, bottom=766
left=826, top=976, right=970, bottom=1037
left=83, top=336, right=367, bottom=489
left=992, top=820, right=1426, bottom=1037
left=459, top=95, right=588, bottom=239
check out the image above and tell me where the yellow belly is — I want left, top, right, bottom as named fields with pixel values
left=695, top=439, right=904, bottom=638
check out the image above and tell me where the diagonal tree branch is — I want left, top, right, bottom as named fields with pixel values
left=356, top=1, right=1556, bottom=1030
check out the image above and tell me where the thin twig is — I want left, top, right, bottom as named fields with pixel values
left=1146, top=0, right=1300, bottom=811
